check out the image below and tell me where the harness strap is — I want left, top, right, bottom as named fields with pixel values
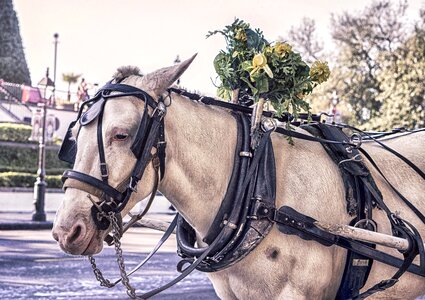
left=104, top=156, right=161, bottom=246
left=176, top=127, right=275, bottom=271
left=105, top=214, right=178, bottom=287
left=344, top=124, right=425, bottom=181
left=203, top=112, right=249, bottom=244
left=266, top=205, right=425, bottom=277
left=354, top=220, right=421, bottom=299
left=168, top=87, right=297, bottom=123
left=62, top=170, right=124, bottom=201
left=275, top=126, right=358, bottom=147
left=97, top=103, right=109, bottom=182
left=157, top=122, right=166, bottom=180
left=359, top=147, right=425, bottom=225
left=137, top=229, right=226, bottom=299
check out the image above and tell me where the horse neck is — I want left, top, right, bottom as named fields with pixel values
left=159, top=93, right=237, bottom=237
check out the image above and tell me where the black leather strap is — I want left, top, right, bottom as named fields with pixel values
left=168, top=87, right=299, bottom=123
left=359, top=147, right=425, bottom=225
left=275, top=126, right=358, bottom=147
left=96, top=106, right=109, bottom=182
left=344, top=124, right=425, bottom=181
left=62, top=170, right=124, bottom=201
left=272, top=205, right=425, bottom=277
left=137, top=229, right=226, bottom=299
left=107, top=215, right=178, bottom=287
left=100, top=83, right=158, bottom=109
left=203, top=112, right=249, bottom=244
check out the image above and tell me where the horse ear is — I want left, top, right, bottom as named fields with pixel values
left=144, top=54, right=197, bottom=96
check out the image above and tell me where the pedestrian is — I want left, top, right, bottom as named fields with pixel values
left=76, top=78, right=89, bottom=110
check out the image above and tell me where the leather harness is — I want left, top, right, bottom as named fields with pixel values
left=58, top=81, right=425, bottom=299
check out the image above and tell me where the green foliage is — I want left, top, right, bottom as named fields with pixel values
left=0, top=172, right=62, bottom=188
left=207, top=19, right=330, bottom=119
left=329, top=0, right=410, bottom=126
left=371, top=31, right=425, bottom=130
left=0, top=123, right=33, bottom=143
left=0, top=124, right=70, bottom=187
left=0, top=144, right=70, bottom=175
left=0, top=0, right=31, bottom=85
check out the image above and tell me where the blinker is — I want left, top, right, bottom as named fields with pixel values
left=58, top=120, right=78, bottom=164
left=80, top=97, right=106, bottom=126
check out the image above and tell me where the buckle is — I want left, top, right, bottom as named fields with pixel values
left=250, top=198, right=276, bottom=220
left=239, top=151, right=252, bottom=158
left=128, top=177, right=138, bottom=192
left=153, top=102, right=167, bottom=119
left=100, top=163, right=108, bottom=178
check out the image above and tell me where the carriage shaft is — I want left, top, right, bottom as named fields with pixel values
left=314, top=221, right=411, bottom=251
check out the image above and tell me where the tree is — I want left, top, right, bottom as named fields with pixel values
left=0, top=0, right=31, bottom=85
left=62, top=73, right=81, bottom=101
left=330, top=0, right=409, bottom=125
left=371, top=13, right=425, bottom=130
left=287, top=17, right=324, bottom=64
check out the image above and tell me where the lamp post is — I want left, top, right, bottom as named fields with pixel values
left=32, top=68, right=55, bottom=222
left=331, top=91, right=340, bottom=124
left=52, top=33, right=59, bottom=106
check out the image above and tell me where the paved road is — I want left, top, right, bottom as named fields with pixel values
left=0, top=225, right=218, bottom=300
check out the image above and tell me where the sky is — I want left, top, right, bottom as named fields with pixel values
left=13, top=0, right=425, bottom=97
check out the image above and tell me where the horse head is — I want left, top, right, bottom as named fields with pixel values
left=52, top=55, right=196, bottom=255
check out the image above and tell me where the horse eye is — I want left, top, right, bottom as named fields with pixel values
left=114, top=133, right=128, bottom=141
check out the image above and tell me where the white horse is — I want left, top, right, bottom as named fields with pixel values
left=52, top=56, right=425, bottom=299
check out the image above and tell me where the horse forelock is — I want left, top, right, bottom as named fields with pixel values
left=112, top=66, right=142, bottom=82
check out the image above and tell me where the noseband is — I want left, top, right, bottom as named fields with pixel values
left=58, top=81, right=167, bottom=230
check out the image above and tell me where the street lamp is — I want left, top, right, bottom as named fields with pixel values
left=32, top=68, right=55, bottom=222
left=331, top=91, right=339, bottom=124
left=52, top=33, right=59, bottom=106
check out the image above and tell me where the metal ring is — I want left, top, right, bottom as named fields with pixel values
left=354, top=219, right=377, bottom=232
left=261, top=118, right=277, bottom=132
left=338, top=154, right=362, bottom=166
left=163, top=92, right=172, bottom=107
left=350, top=133, right=363, bottom=149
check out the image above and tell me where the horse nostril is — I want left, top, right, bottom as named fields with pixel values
left=52, top=231, right=59, bottom=242
left=67, top=224, right=84, bottom=244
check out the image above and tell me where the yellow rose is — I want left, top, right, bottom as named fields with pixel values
left=274, top=42, right=292, bottom=57
left=235, top=28, right=247, bottom=42
left=251, top=53, right=273, bottom=79
left=310, top=61, right=331, bottom=84
left=252, top=53, right=267, bottom=68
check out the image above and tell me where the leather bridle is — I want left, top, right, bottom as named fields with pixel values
left=59, top=82, right=167, bottom=230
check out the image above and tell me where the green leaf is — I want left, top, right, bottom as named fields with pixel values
left=241, top=60, right=253, bottom=71
left=240, top=77, right=258, bottom=95
left=256, top=75, right=269, bottom=95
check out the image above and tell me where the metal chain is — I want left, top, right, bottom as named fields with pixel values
left=88, top=212, right=144, bottom=299
left=88, top=255, right=114, bottom=288
left=109, top=212, right=141, bottom=299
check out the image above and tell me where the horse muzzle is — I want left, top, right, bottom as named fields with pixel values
left=52, top=220, right=104, bottom=255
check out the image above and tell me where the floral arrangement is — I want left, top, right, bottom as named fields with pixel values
left=207, top=19, right=330, bottom=122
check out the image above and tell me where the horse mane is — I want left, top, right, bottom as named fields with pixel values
left=113, top=66, right=142, bottom=82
